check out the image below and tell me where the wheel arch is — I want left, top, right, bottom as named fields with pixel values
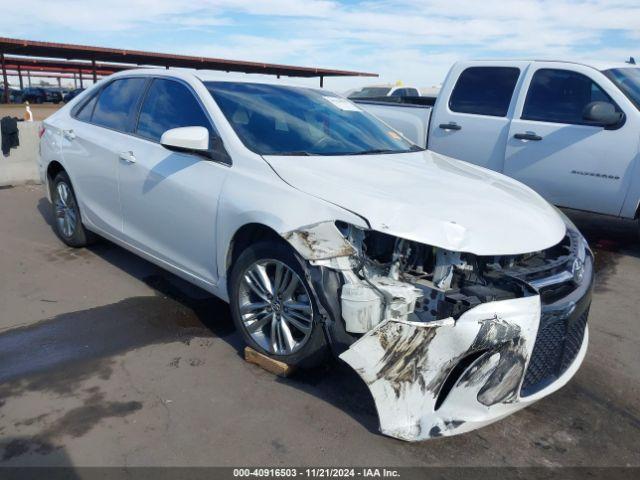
left=45, top=160, right=66, bottom=200
left=225, top=222, right=284, bottom=279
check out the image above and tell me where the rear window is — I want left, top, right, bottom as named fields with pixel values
left=91, top=78, right=147, bottom=133
left=449, top=67, right=520, bottom=117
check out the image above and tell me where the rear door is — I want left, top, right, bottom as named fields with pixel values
left=504, top=63, right=639, bottom=215
left=428, top=62, right=528, bottom=171
left=118, top=77, right=229, bottom=286
left=59, top=77, right=148, bottom=236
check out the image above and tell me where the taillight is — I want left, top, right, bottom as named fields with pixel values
left=38, top=126, right=45, bottom=138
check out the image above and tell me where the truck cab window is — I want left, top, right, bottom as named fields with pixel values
left=522, top=69, right=617, bottom=125
left=449, top=67, right=520, bottom=117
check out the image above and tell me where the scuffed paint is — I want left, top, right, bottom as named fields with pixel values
left=477, top=338, right=528, bottom=406
left=340, top=295, right=542, bottom=441
left=281, top=221, right=356, bottom=260
left=375, top=325, right=438, bottom=399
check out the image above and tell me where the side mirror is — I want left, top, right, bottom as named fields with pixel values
left=160, top=126, right=209, bottom=154
left=582, top=101, right=623, bottom=127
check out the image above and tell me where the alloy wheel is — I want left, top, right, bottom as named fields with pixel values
left=54, top=182, right=78, bottom=238
left=238, top=259, right=313, bottom=355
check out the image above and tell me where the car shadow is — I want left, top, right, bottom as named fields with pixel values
left=32, top=197, right=380, bottom=435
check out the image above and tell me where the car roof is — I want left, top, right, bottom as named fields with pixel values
left=107, top=68, right=324, bottom=90
left=464, top=59, right=639, bottom=72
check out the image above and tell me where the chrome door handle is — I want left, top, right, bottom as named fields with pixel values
left=119, top=151, right=136, bottom=164
left=439, top=122, right=462, bottom=131
left=514, top=132, right=542, bottom=141
left=63, top=129, right=76, bottom=140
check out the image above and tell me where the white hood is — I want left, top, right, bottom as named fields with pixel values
left=264, top=150, right=566, bottom=256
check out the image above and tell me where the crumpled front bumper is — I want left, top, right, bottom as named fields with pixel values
left=339, top=292, right=589, bottom=441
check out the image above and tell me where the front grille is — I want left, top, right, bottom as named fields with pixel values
left=521, top=306, right=589, bottom=396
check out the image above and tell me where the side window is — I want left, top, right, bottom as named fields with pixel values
left=74, top=92, right=98, bottom=122
left=92, top=78, right=147, bottom=133
left=522, top=69, right=616, bottom=124
left=405, top=88, right=419, bottom=96
left=449, top=67, right=520, bottom=117
left=136, top=78, right=213, bottom=142
left=390, top=88, right=406, bottom=97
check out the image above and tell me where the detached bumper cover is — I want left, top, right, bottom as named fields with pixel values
left=340, top=291, right=590, bottom=441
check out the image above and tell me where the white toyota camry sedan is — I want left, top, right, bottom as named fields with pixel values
left=38, top=69, right=593, bottom=441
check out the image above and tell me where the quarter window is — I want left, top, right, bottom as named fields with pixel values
left=522, top=69, right=616, bottom=125
left=136, top=78, right=212, bottom=142
left=75, top=93, right=98, bottom=122
left=91, top=78, right=147, bottom=132
left=449, top=67, right=520, bottom=117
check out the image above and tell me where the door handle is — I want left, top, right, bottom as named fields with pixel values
left=439, top=122, right=462, bottom=131
left=514, top=133, right=542, bottom=141
left=63, top=129, right=76, bottom=141
left=119, top=151, right=137, bottom=164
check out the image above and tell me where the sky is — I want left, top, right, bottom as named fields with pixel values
left=2, top=0, right=639, bottom=91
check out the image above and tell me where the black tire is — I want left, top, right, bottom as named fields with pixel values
left=50, top=171, right=97, bottom=247
left=229, top=241, right=328, bottom=368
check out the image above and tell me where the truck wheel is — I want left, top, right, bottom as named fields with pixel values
left=51, top=171, right=97, bottom=247
left=229, top=241, right=328, bottom=368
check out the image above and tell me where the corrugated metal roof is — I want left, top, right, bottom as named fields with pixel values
left=0, top=37, right=377, bottom=78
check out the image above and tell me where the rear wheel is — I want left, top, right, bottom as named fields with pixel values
left=51, top=171, right=96, bottom=247
left=229, top=241, right=328, bottom=367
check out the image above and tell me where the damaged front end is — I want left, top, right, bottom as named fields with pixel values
left=281, top=218, right=593, bottom=441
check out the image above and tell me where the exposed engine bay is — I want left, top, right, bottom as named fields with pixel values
left=334, top=221, right=579, bottom=335
left=282, top=219, right=592, bottom=441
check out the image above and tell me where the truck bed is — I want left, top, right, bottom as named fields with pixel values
left=353, top=98, right=432, bottom=147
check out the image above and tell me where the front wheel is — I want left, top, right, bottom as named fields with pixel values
left=229, top=241, right=328, bottom=367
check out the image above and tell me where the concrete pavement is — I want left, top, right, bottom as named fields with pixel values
left=0, top=185, right=638, bottom=467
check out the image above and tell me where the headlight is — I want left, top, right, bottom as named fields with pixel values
left=553, top=206, right=591, bottom=257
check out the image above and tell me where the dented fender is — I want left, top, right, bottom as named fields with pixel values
left=281, top=221, right=356, bottom=260
left=339, top=295, right=546, bottom=441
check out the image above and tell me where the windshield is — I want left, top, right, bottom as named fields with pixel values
left=604, top=68, right=640, bottom=110
left=205, top=82, right=417, bottom=156
left=348, top=87, right=392, bottom=98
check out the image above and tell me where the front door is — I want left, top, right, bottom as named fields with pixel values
left=504, top=63, right=640, bottom=215
left=118, top=77, right=229, bottom=285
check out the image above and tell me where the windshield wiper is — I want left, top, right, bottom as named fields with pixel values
left=351, top=145, right=425, bottom=155
left=270, top=151, right=313, bottom=156
left=349, top=149, right=397, bottom=155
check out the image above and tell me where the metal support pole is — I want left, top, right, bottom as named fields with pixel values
left=79, top=70, right=84, bottom=88
left=27, top=72, right=31, bottom=87
left=73, top=73, right=77, bottom=89
left=1, top=53, right=9, bottom=103
left=57, top=77, right=62, bottom=88
left=320, top=76, right=324, bottom=88
left=92, top=59, right=97, bottom=83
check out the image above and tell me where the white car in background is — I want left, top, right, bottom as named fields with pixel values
left=38, top=69, right=593, bottom=441
left=348, top=84, right=421, bottom=99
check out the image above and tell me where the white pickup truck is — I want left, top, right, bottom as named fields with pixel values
left=355, top=60, right=640, bottom=220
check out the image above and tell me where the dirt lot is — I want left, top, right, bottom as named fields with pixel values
left=0, top=184, right=638, bottom=467
left=0, top=104, right=61, bottom=121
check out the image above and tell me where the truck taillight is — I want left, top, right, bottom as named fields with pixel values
left=38, top=126, right=45, bottom=139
